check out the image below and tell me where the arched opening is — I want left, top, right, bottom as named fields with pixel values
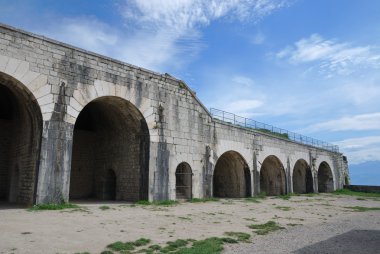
left=175, top=162, right=192, bottom=200
left=318, top=162, right=334, bottom=193
left=69, top=96, right=150, bottom=202
left=260, top=155, right=286, bottom=196
left=0, top=73, right=42, bottom=205
left=213, top=151, right=250, bottom=198
left=292, top=159, right=313, bottom=194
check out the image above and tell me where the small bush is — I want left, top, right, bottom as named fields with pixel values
left=134, top=238, right=151, bottom=246
left=99, top=205, right=110, bottom=210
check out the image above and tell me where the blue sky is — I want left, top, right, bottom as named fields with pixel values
left=1, top=0, right=380, bottom=185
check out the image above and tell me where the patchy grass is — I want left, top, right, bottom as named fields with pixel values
left=189, top=198, right=220, bottom=203
left=304, top=193, right=319, bottom=197
left=276, top=206, right=291, bottom=211
left=248, top=221, right=285, bottom=235
left=244, top=197, right=261, bottom=203
left=135, top=200, right=178, bottom=206
left=99, top=205, right=110, bottom=210
left=224, top=232, right=251, bottom=242
left=287, top=223, right=303, bottom=227
left=333, top=189, right=380, bottom=198
left=277, top=193, right=299, bottom=200
left=256, top=192, right=267, bottom=199
left=28, top=203, right=79, bottom=211
left=107, top=241, right=135, bottom=251
left=171, top=237, right=224, bottom=254
left=344, top=206, right=380, bottom=212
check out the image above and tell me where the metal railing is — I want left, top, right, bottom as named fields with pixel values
left=210, top=108, right=339, bottom=153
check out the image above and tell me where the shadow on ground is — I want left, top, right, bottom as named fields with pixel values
left=294, top=230, right=380, bottom=254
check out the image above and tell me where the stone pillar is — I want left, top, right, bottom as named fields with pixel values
left=35, top=121, right=74, bottom=204
left=286, top=157, right=292, bottom=194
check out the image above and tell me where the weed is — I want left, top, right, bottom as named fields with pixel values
left=107, top=241, right=135, bottom=251
left=220, top=237, right=238, bottom=243
left=189, top=198, right=219, bottom=203
left=287, top=223, right=302, bottom=227
left=135, top=200, right=178, bottom=206
left=224, top=232, right=251, bottom=242
left=149, top=244, right=161, bottom=250
left=344, top=206, right=380, bottom=212
left=276, top=206, right=291, bottom=211
left=28, top=203, right=79, bottom=211
left=256, top=192, right=267, bottom=199
left=99, top=205, right=110, bottom=210
left=277, top=193, right=298, bottom=200
left=248, top=221, right=284, bottom=235
left=244, top=197, right=261, bottom=203
left=173, top=237, right=224, bottom=254
left=333, top=189, right=380, bottom=198
left=357, top=198, right=366, bottom=201
left=134, top=238, right=151, bottom=247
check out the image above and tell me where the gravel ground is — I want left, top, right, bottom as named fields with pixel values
left=0, top=194, right=379, bottom=254
left=224, top=207, right=380, bottom=254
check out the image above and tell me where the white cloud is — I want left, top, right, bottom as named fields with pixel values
left=335, top=136, right=380, bottom=164
left=304, top=112, right=380, bottom=132
left=277, top=34, right=380, bottom=77
left=38, top=1, right=290, bottom=72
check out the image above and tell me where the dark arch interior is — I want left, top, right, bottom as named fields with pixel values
left=0, top=75, right=42, bottom=205
left=175, top=162, right=192, bottom=200
left=69, top=97, right=150, bottom=202
left=260, top=155, right=286, bottom=196
left=292, top=159, right=313, bottom=194
left=213, top=151, right=251, bottom=198
left=318, top=162, right=334, bottom=193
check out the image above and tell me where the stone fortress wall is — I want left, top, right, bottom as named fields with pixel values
left=0, top=24, right=348, bottom=205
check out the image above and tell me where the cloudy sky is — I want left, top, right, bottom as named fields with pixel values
left=1, top=0, right=379, bottom=185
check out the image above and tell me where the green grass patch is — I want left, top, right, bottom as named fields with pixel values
left=135, top=200, right=178, bottom=206
left=276, top=206, right=291, bottom=211
left=244, top=197, right=261, bottom=203
left=189, top=198, right=220, bottom=203
left=248, top=221, right=285, bottom=235
left=107, top=241, right=135, bottom=251
left=28, top=203, right=79, bottom=211
left=256, top=192, right=267, bottom=199
left=277, top=193, right=299, bottom=200
left=172, top=237, right=224, bottom=254
left=333, top=189, right=380, bottom=198
left=344, top=206, right=380, bottom=212
left=99, top=205, right=110, bottom=210
left=134, top=238, right=151, bottom=247
left=224, top=232, right=251, bottom=242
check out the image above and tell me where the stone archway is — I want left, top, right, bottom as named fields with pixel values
left=0, top=73, right=42, bottom=205
left=292, top=159, right=313, bottom=194
left=175, top=162, right=192, bottom=200
left=213, top=151, right=250, bottom=198
left=318, top=162, right=334, bottom=193
left=69, top=96, right=150, bottom=202
left=260, top=155, right=286, bottom=196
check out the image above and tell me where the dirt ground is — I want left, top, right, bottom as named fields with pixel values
left=0, top=194, right=379, bottom=254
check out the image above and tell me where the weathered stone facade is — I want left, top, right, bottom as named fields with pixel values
left=0, top=24, right=348, bottom=205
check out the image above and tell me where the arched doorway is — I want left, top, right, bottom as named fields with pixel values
left=175, top=162, right=192, bottom=200
left=213, top=151, right=250, bottom=198
left=260, top=155, right=286, bottom=196
left=69, top=96, right=150, bottom=202
left=0, top=73, right=42, bottom=205
left=292, top=159, right=313, bottom=194
left=318, top=162, right=334, bottom=193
